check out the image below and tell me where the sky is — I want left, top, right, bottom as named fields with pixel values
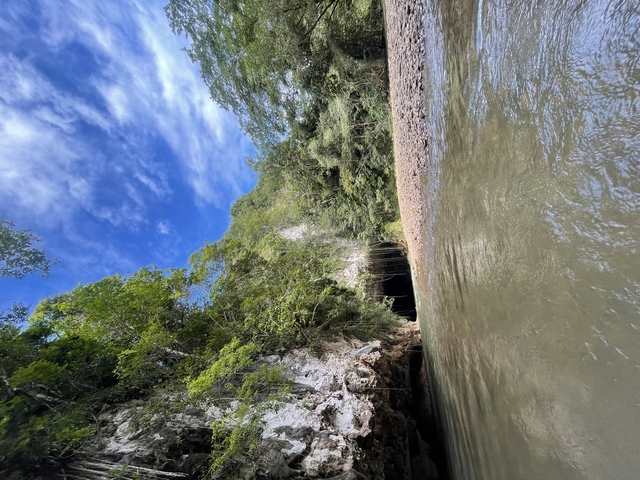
left=0, top=0, right=256, bottom=310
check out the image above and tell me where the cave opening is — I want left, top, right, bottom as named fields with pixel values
left=366, top=242, right=451, bottom=480
left=368, top=242, right=417, bottom=321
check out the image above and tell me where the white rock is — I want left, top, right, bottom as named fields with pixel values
left=301, top=433, right=353, bottom=476
left=91, top=337, right=383, bottom=478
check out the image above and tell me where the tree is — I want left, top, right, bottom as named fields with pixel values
left=164, top=0, right=386, bottom=148
left=165, top=0, right=301, bottom=146
left=30, top=268, right=191, bottom=381
left=0, top=267, right=194, bottom=474
left=0, top=221, right=54, bottom=279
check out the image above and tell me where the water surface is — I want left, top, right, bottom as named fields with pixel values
left=416, top=1, right=640, bottom=478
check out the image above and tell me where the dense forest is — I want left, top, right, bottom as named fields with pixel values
left=0, top=0, right=401, bottom=477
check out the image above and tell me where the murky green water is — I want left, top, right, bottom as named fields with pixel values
left=415, top=0, right=640, bottom=478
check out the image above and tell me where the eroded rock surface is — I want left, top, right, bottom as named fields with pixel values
left=66, top=323, right=438, bottom=479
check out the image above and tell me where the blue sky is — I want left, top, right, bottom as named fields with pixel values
left=0, top=0, right=256, bottom=310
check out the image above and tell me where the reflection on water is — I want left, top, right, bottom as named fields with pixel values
left=415, top=0, right=640, bottom=478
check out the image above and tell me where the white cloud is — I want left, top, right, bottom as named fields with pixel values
left=58, top=0, right=255, bottom=207
left=0, top=0, right=253, bottom=224
left=157, top=220, right=171, bottom=235
left=0, top=0, right=255, bottom=285
left=100, top=84, right=132, bottom=124
left=130, top=2, right=254, bottom=206
left=0, top=104, right=87, bottom=224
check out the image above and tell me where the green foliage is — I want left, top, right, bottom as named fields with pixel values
left=10, top=360, right=66, bottom=388
left=302, top=85, right=397, bottom=237
left=186, top=338, right=258, bottom=398
left=54, top=425, right=95, bottom=456
left=165, top=0, right=386, bottom=148
left=0, top=267, right=195, bottom=475
left=166, top=0, right=397, bottom=239
left=227, top=170, right=303, bottom=245
left=236, top=364, right=289, bottom=400
left=0, top=303, right=33, bottom=375
left=192, top=236, right=340, bottom=349
left=239, top=62, right=396, bottom=238
left=208, top=410, right=261, bottom=479
left=188, top=232, right=399, bottom=361
left=165, top=0, right=300, bottom=146
left=115, top=319, right=176, bottom=381
left=31, top=267, right=189, bottom=348
left=0, top=220, right=55, bottom=279
left=383, top=219, right=406, bottom=243
left=1, top=1, right=402, bottom=476
left=0, top=302, right=29, bottom=327
left=188, top=339, right=288, bottom=479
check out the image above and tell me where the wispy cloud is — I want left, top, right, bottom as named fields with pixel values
left=157, top=220, right=171, bottom=235
left=45, top=0, right=253, bottom=206
left=0, top=0, right=254, bottom=284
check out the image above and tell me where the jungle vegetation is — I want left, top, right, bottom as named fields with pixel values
left=0, top=0, right=400, bottom=477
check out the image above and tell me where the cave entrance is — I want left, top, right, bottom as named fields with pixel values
left=368, top=242, right=417, bottom=321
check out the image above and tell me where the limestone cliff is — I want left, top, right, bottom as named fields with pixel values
left=59, top=323, right=439, bottom=480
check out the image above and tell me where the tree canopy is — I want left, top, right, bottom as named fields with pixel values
left=0, top=233, right=397, bottom=476
left=0, top=221, right=55, bottom=279
left=166, top=0, right=396, bottom=238
left=165, top=0, right=386, bottom=148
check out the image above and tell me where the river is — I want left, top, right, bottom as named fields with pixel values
left=410, top=0, right=640, bottom=478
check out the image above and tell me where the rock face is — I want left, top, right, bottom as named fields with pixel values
left=65, top=323, right=440, bottom=479
left=278, top=223, right=368, bottom=290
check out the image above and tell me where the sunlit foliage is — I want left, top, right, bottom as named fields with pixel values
left=1, top=0, right=402, bottom=476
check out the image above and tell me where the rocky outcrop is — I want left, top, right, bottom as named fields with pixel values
left=62, top=323, right=439, bottom=479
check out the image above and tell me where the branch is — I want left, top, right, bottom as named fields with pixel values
left=162, top=347, right=191, bottom=358
left=1, top=369, right=72, bottom=410
left=304, top=0, right=341, bottom=39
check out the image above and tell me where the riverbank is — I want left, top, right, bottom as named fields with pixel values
left=43, top=237, right=442, bottom=480
left=382, top=1, right=452, bottom=477
left=383, top=0, right=429, bottom=278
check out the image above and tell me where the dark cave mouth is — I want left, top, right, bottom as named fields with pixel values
left=368, top=242, right=417, bottom=321
left=368, top=242, right=451, bottom=479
